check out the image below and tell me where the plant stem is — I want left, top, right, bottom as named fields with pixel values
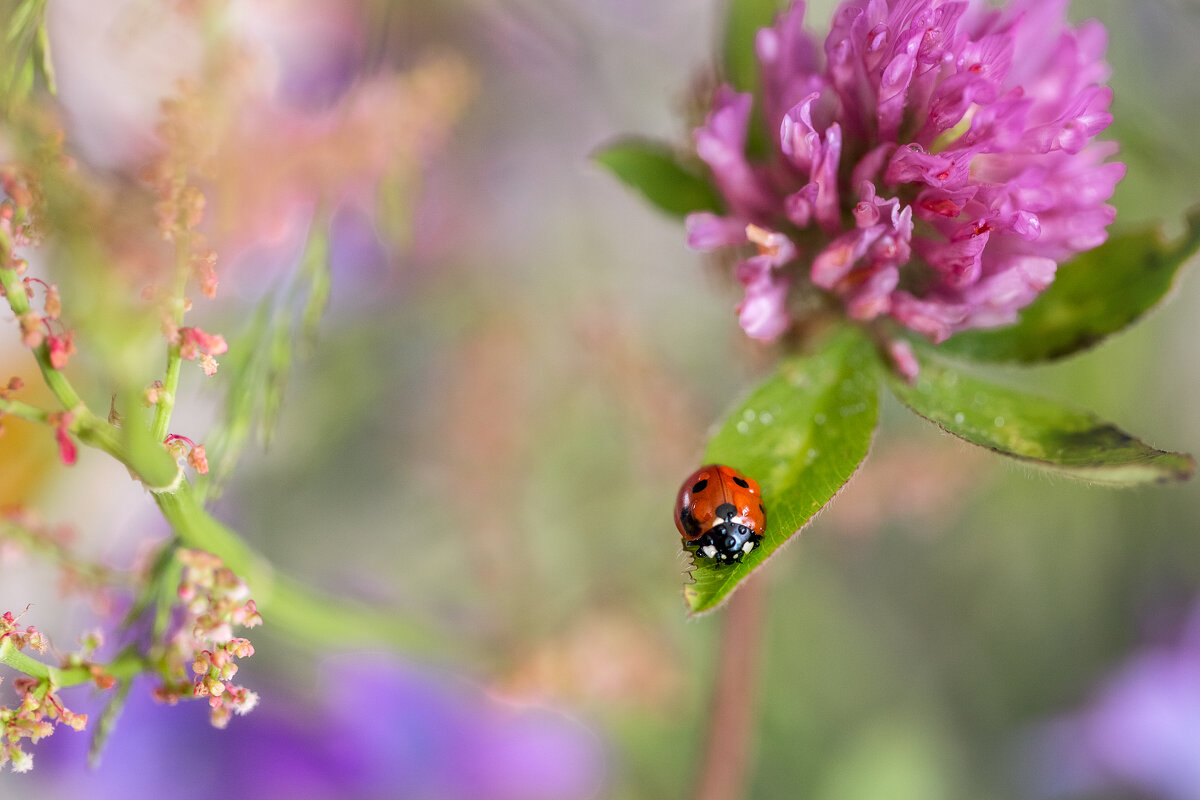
left=0, top=639, right=145, bottom=689
left=0, top=246, right=81, bottom=411
left=0, top=394, right=50, bottom=424
left=154, top=486, right=462, bottom=658
left=150, top=232, right=192, bottom=443
left=692, top=573, right=769, bottom=800
left=1, top=232, right=460, bottom=669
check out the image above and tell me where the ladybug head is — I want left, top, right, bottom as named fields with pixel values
left=694, top=521, right=758, bottom=564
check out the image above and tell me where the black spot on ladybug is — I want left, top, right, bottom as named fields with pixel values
left=714, top=502, right=736, bottom=521
left=691, top=479, right=708, bottom=494
left=732, top=476, right=750, bottom=489
left=759, top=503, right=765, bottom=514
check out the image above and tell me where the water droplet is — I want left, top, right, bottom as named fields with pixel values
left=840, top=402, right=867, bottom=417
left=743, top=409, right=756, bottom=422
left=954, top=412, right=965, bottom=425
left=759, top=411, right=774, bottom=425
left=813, top=413, right=826, bottom=425
left=736, top=421, right=750, bottom=434
left=806, top=448, right=819, bottom=463
left=993, top=416, right=1005, bottom=427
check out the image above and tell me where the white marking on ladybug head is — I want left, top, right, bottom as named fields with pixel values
left=742, top=541, right=754, bottom=554
left=701, top=545, right=718, bottom=558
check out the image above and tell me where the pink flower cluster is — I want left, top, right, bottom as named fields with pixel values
left=687, top=0, right=1123, bottom=344
left=154, top=549, right=262, bottom=729
left=0, top=610, right=87, bottom=774
left=175, top=325, right=229, bottom=376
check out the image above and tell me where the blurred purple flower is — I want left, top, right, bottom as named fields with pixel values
left=688, top=0, right=1123, bottom=344
left=11, top=656, right=604, bottom=800
left=1026, top=604, right=1200, bottom=800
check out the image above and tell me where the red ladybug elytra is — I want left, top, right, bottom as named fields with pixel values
left=674, top=464, right=765, bottom=564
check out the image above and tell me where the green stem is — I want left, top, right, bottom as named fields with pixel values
left=0, top=637, right=50, bottom=680
left=150, top=233, right=193, bottom=443
left=0, top=395, right=50, bottom=424
left=2, top=232, right=459, bottom=670
left=1, top=638, right=147, bottom=690
left=154, top=485, right=462, bottom=658
left=0, top=252, right=81, bottom=411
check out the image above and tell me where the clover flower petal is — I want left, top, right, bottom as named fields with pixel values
left=687, top=0, right=1122, bottom=346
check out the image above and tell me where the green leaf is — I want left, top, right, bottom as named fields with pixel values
left=722, top=0, right=787, bottom=94
left=887, top=352, right=1195, bottom=485
left=685, top=327, right=880, bottom=615
left=593, top=138, right=722, bottom=218
left=940, top=209, right=1200, bottom=362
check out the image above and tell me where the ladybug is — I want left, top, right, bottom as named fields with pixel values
left=674, top=464, right=766, bottom=565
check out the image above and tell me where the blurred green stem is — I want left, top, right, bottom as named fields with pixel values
left=2, top=236, right=459, bottom=664
left=150, top=232, right=192, bottom=443
left=156, top=486, right=460, bottom=657
left=693, top=573, right=768, bottom=800
left=0, top=394, right=50, bottom=424
left=0, top=241, right=81, bottom=411
left=0, top=639, right=145, bottom=690
left=1, top=482, right=460, bottom=689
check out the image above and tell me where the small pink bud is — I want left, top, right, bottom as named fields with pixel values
left=43, top=284, right=61, bottom=319
left=165, top=436, right=189, bottom=460
left=47, top=333, right=75, bottom=370
left=18, top=312, right=43, bottom=349
left=210, top=705, right=232, bottom=729
left=54, top=416, right=77, bottom=466
left=887, top=339, right=920, bottom=382
left=187, top=444, right=209, bottom=474
left=25, top=628, right=47, bottom=653
left=144, top=380, right=164, bottom=406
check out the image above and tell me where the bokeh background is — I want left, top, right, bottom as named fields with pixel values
left=2, top=0, right=1199, bottom=797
